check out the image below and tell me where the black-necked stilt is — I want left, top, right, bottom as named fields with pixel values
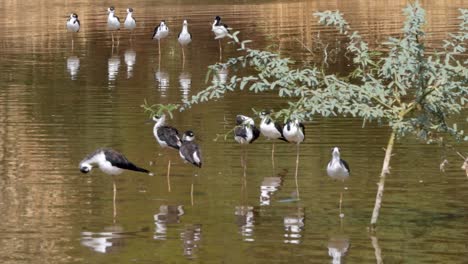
left=152, top=114, right=181, bottom=192
left=283, top=119, right=305, bottom=198
left=66, top=13, right=80, bottom=50
left=79, top=148, right=150, bottom=219
left=153, top=20, right=169, bottom=55
left=179, top=130, right=202, bottom=168
left=79, top=148, right=150, bottom=175
left=124, top=8, right=136, bottom=39
left=212, top=16, right=230, bottom=60
left=178, top=20, right=192, bottom=64
left=107, top=6, right=120, bottom=45
left=66, top=13, right=80, bottom=33
left=259, top=110, right=287, bottom=165
left=234, top=115, right=260, bottom=145
left=327, top=147, right=350, bottom=216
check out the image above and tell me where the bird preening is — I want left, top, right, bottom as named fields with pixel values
left=79, top=148, right=150, bottom=175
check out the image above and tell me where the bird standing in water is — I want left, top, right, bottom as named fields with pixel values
left=283, top=119, right=305, bottom=198
left=152, top=114, right=181, bottom=192
left=124, top=8, right=136, bottom=40
left=107, top=6, right=121, bottom=46
left=259, top=110, right=286, bottom=166
left=179, top=130, right=202, bottom=168
left=327, top=147, right=350, bottom=217
left=212, top=16, right=230, bottom=61
left=66, top=13, right=80, bottom=51
left=79, top=148, right=151, bottom=219
left=178, top=20, right=192, bottom=65
left=153, top=20, right=169, bottom=55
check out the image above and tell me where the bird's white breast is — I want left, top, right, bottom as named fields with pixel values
left=178, top=32, right=191, bottom=46
left=260, top=121, right=281, bottom=139
left=212, top=26, right=228, bottom=38
left=283, top=124, right=304, bottom=144
left=124, top=15, right=136, bottom=30
left=66, top=19, right=80, bottom=32
left=327, top=160, right=349, bottom=180
left=107, top=15, right=120, bottom=30
left=95, top=152, right=123, bottom=175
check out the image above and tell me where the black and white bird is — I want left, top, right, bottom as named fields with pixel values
left=259, top=110, right=286, bottom=164
left=212, top=16, right=230, bottom=60
left=178, top=20, right=192, bottom=62
left=153, top=20, right=169, bottom=55
left=327, top=147, right=350, bottom=181
left=234, top=115, right=260, bottom=144
left=179, top=130, right=202, bottom=168
left=124, top=8, right=136, bottom=36
left=79, top=148, right=150, bottom=175
left=66, top=13, right=80, bottom=33
left=326, top=147, right=350, bottom=217
left=152, top=114, right=182, bottom=150
left=283, top=119, right=305, bottom=144
left=66, top=13, right=80, bottom=51
left=107, top=6, right=121, bottom=45
left=152, top=114, right=181, bottom=192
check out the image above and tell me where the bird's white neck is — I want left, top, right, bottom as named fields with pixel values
left=126, top=13, right=133, bottom=19
left=108, top=12, right=115, bottom=19
left=153, top=116, right=166, bottom=129
left=181, top=24, right=188, bottom=34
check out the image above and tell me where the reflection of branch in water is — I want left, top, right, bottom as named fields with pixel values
left=370, top=235, right=383, bottom=264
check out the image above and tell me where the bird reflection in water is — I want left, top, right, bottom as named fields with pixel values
left=124, top=49, right=136, bottom=79
left=260, top=176, right=283, bottom=206
left=212, top=66, right=228, bottom=85
left=66, top=56, right=80, bottom=80
left=153, top=205, right=185, bottom=240
left=283, top=207, right=305, bottom=244
left=155, top=69, right=169, bottom=97
left=81, top=225, right=124, bottom=254
left=180, top=224, right=202, bottom=259
left=235, top=206, right=256, bottom=242
left=108, top=55, right=120, bottom=88
left=179, top=71, right=191, bottom=101
left=328, top=218, right=350, bottom=264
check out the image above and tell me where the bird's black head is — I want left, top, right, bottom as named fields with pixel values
left=185, top=130, right=195, bottom=137
left=80, top=164, right=91, bottom=174
left=215, top=16, right=221, bottom=21
left=128, top=7, right=133, bottom=12
left=72, top=13, right=78, bottom=19
left=109, top=6, right=115, bottom=11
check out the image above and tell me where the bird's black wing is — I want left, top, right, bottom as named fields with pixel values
left=299, top=122, right=305, bottom=141
left=178, top=32, right=181, bottom=38
left=158, top=126, right=181, bottom=150
left=152, top=25, right=160, bottom=38
left=223, top=23, right=229, bottom=32
left=180, top=142, right=202, bottom=168
left=340, top=158, right=351, bottom=174
left=103, top=149, right=149, bottom=173
left=251, top=125, right=261, bottom=144
left=116, top=16, right=120, bottom=23
left=189, top=32, right=192, bottom=39
left=274, top=121, right=288, bottom=142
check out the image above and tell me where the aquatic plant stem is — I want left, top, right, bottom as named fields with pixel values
left=370, top=131, right=395, bottom=229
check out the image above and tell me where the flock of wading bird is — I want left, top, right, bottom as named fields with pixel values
left=72, top=6, right=351, bottom=215
left=66, top=6, right=231, bottom=60
left=79, top=109, right=351, bottom=215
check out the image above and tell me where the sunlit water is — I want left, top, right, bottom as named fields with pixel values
left=0, top=0, right=467, bottom=263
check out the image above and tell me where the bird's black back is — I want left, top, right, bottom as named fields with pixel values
left=157, top=126, right=181, bottom=150
left=180, top=141, right=202, bottom=168
left=340, top=158, right=351, bottom=173
left=102, top=148, right=149, bottom=173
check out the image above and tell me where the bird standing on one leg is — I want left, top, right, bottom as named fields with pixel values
left=152, top=114, right=181, bottom=192
left=124, top=8, right=136, bottom=40
left=211, top=16, right=229, bottom=61
left=153, top=20, right=169, bottom=55
left=79, top=148, right=150, bottom=219
left=259, top=110, right=287, bottom=166
left=234, top=115, right=260, bottom=169
left=179, top=130, right=202, bottom=206
left=178, top=20, right=192, bottom=65
left=66, top=13, right=80, bottom=51
left=107, top=6, right=121, bottom=46
left=283, top=119, right=305, bottom=199
left=326, top=147, right=350, bottom=217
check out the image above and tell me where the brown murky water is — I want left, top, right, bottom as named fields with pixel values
left=0, top=0, right=467, bottom=263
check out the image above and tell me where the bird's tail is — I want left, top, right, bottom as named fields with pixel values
left=278, top=137, right=288, bottom=142
left=128, top=163, right=151, bottom=174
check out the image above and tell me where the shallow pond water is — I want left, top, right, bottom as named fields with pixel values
left=0, top=0, right=467, bottom=263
